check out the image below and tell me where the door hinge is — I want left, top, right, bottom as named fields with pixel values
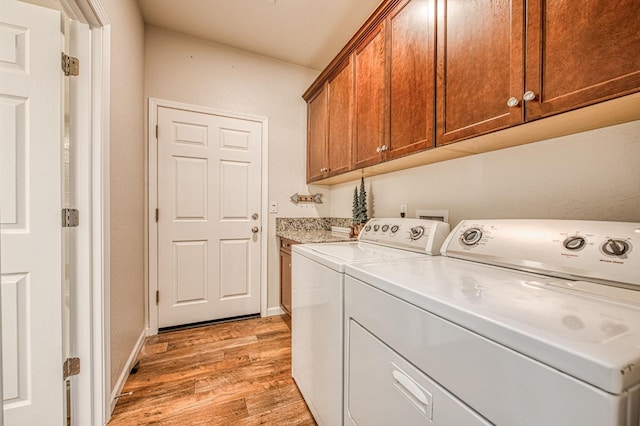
left=63, top=357, right=80, bottom=380
left=61, top=52, right=79, bottom=76
left=155, top=125, right=159, bottom=139
left=156, top=290, right=159, bottom=305
left=62, top=208, right=79, bottom=227
left=155, top=208, right=159, bottom=222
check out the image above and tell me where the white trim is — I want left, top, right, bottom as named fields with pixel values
left=267, top=307, right=285, bottom=317
left=147, top=98, right=270, bottom=334
left=109, top=330, right=146, bottom=413
left=91, top=23, right=110, bottom=426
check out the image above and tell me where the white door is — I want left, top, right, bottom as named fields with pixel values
left=0, top=1, right=64, bottom=424
left=157, top=107, right=262, bottom=328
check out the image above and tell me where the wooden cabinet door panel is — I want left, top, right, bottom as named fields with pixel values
left=354, top=24, right=387, bottom=169
left=436, top=0, right=524, bottom=146
left=387, top=0, right=435, bottom=160
left=327, top=58, right=353, bottom=176
left=306, top=88, right=327, bottom=182
left=525, top=0, right=640, bottom=120
left=280, top=249, right=292, bottom=316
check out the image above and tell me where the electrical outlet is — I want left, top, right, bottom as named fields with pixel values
left=270, top=201, right=278, bottom=214
left=400, top=204, right=408, bottom=214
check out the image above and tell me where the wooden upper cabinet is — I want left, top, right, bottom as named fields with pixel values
left=326, top=57, right=354, bottom=176
left=306, top=87, right=327, bottom=183
left=436, top=0, right=525, bottom=146
left=354, top=22, right=387, bottom=169
left=525, top=0, right=640, bottom=120
left=387, top=0, right=435, bottom=160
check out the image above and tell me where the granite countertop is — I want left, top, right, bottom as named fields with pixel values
left=277, top=229, right=355, bottom=244
left=275, top=217, right=357, bottom=244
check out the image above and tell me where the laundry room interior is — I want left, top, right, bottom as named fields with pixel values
left=1, top=0, right=640, bottom=424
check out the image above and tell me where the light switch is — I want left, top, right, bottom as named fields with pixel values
left=270, top=201, right=278, bottom=214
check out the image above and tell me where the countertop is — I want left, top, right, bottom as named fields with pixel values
left=276, top=229, right=355, bottom=244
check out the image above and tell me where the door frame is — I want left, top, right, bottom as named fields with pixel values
left=60, top=0, right=112, bottom=424
left=147, top=98, right=269, bottom=334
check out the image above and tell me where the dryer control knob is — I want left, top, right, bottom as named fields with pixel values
left=461, top=228, right=483, bottom=246
left=365, top=225, right=372, bottom=232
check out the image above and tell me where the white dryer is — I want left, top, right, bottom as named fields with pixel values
left=343, top=219, right=640, bottom=425
left=291, top=218, right=450, bottom=426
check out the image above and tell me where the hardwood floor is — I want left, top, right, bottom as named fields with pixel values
left=109, top=315, right=316, bottom=425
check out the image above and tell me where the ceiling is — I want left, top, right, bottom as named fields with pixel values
left=137, top=0, right=383, bottom=71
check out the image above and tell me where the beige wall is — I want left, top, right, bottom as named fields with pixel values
left=329, top=120, right=640, bottom=224
left=101, top=0, right=146, bottom=391
left=144, top=25, right=326, bottom=312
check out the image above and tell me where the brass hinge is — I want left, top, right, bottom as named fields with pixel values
left=155, top=208, right=159, bottom=223
left=155, top=290, right=159, bottom=305
left=62, top=208, right=79, bottom=227
left=155, top=125, right=158, bottom=139
left=61, top=52, right=79, bottom=76
left=63, top=357, right=80, bottom=380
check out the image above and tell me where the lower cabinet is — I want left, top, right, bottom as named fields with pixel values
left=279, top=238, right=295, bottom=316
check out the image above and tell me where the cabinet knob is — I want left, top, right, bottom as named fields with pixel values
left=507, top=97, right=519, bottom=107
left=523, top=91, right=536, bottom=101
left=376, top=147, right=381, bottom=153
left=382, top=145, right=388, bottom=152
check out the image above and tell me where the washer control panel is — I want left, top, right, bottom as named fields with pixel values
left=358, top=218, right=450, bottom=255
left=442, top=219, right=640, bottom=288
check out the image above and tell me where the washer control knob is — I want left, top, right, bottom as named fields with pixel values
left=381, top=224, right=389, bottom=232
left=409, top=226, right=425, bottom=240
left=563, top=236, right=586, bottom=251
left=373, top=225, right=380, bottom=231
left=364, top=225, right=372, bottom=232
left=601, top=239, right=630, bottom=257
left=461, top=228, right=483, bottom=246
left=390, top=225, right=399, bottom=233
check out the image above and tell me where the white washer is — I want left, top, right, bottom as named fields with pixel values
left=343, top=219, right=640, bottom=425
left=291, top=218, right=451, bottom=426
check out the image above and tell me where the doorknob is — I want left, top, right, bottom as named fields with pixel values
left=251, top=226, right=259, bottom=233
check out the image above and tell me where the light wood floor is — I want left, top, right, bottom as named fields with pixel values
left=109, top=315, right=316, bottom=425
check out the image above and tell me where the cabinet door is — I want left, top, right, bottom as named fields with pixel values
left=387, top=0, right=435, bottom=160
left=306, top=87, right=328, bottom=182
left=436, top=0, right=525, bottom=146
left=354, top=23, right=387, bottom=169
left=525, top=0, right=640, bottom=120
left=280, top=249, right=292, bottom=316
left=327, top=57, right=353, bottom=176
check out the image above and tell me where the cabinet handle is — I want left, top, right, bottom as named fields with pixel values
left=523, top=91, right=536, bottom=101
left=507, top=97, right=520, bottom=107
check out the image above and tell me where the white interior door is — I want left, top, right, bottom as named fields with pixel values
left=0, top=0, right=64, bottom=424
left=157, top=106, right=262, bottom=328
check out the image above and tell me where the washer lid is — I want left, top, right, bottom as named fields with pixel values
left=344, top=256, right=640, bottom=394
left=293, top=242, right=429, bottom=272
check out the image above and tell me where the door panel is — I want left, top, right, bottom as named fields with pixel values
left=354, top=24, right=386, bottom=168
left=157, top=107, right=262, bottom=328
left=327, top=58, right=353, bottom=176
left=1, top=1, right=63, bottom=423
left=306, top=88, right=327, bottom=182
left=387, top=0, right=435, bottom=159
left=436, top=0, right=524, bottom=145
left=525, top=0, right=640, bottom=119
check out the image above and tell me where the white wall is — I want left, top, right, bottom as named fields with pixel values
left=329, top=120, right=640, bottom=224
left=101, top=0, right=146, bottom=391
left=144, top=25, right=326, bottom=311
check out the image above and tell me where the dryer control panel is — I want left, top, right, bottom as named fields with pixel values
left=442, top=219, right=640, bottom=288
left=358, top=218, right=450, bottom=255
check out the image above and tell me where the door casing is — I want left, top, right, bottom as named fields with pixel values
left=147, top=97, right=269, bottom=335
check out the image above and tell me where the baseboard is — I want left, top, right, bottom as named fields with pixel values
left=109, top=329, right=146, bottom=413
left=266, top=306, right=284, bottom=317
